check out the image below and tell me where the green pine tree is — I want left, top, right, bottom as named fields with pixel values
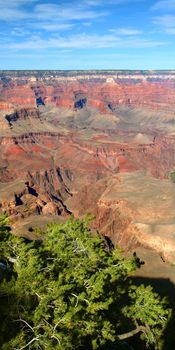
left=0, top=215, right=170, bottom=350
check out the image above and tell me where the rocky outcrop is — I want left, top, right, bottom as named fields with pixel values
left=0, top=178, right=70, bottom=225
left=5, top=108, right=41, bottom=127
left=67, top=172, right=175, bottom=264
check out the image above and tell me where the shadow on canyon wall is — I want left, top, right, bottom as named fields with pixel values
left=130, top=276, right=175, bottom=350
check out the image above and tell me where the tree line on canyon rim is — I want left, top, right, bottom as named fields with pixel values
left=0, top=214, right=172, bottom=350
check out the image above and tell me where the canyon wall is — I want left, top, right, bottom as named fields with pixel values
left=1, top=71, right=175, bottom=263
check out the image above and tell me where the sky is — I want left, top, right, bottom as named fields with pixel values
left=0, top=0, right=175, bottom=70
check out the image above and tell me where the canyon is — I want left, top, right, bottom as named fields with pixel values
left=1, top=70, right=175, bottom=268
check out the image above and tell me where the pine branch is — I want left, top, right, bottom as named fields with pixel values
left=117, top=325, right=148, bottom=340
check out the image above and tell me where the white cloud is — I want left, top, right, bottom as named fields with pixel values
left=34, top=3, right=107, bottom=21
left=0, top=1, right=108, bottom=25
left=11, top=28, right=31, bottom=36
left=110, top=28, right=142, bottom=35
left=35, top=23, right=75, bottom=31
left=82, top=22, right=92, bottom=26
left=166, top=27, right=175, bottom=33
left=84, top=0, right=143, bottom=5
left=0, top=0, right=144, bottom=23
left=153, top=15, right=175, bottom=34
left=153, top=15, right=175, bottom=27
left=0, top=0, right=37, bottom=5
left=151, top=0, right=175, bottom=10
left=0, top=0, right=38, bottom=21
left=0, top=32, right=164, bottom=50
left=0, top=8, right=28, bottom=20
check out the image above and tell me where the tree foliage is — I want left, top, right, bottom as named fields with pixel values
left=169, top=170, right=175, bottom=183
left=0, top=214, right=170, bottom=350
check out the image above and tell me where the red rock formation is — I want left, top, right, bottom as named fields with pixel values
left=1, top=72, right=175, bottom=262
left=1, top=76, right=175, bottom=111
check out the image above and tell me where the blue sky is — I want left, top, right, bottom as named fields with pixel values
left=0, top=0, right=175, bottom=69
